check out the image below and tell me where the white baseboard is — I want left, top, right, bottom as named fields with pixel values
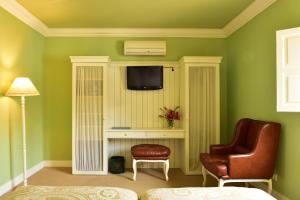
left=0, top=160, right=71, bottom=196
left=43, top=160, right=72, bottom=167
left=251, top=182, right=290, bottom=200
left=0, top=162, right=44, bottom=196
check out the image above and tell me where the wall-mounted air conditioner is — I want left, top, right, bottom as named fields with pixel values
left=124, top=41, right=166, bottom=56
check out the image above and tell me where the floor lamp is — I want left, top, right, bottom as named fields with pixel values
left=6, top=77, right=40, bottom=186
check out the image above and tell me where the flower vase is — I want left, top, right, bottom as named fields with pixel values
left=167, top=120, right=174, bottom=129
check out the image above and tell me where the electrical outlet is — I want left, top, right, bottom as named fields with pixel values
left=272, top=174, right=278, bottom=182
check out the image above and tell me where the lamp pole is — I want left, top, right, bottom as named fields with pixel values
left=21, top=96, right=27, bottom=186
left=6, top=77, right=40, bottom=187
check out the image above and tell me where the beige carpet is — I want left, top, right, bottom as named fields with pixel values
left=26, top=167, right=218, bottom=195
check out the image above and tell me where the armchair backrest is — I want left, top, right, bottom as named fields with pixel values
left=229, top=118, right=281, bottom=178
left=231, top=118, right=281, bottom=153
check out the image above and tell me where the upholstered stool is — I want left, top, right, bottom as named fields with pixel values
left=131, top=144, right=170, bottom=181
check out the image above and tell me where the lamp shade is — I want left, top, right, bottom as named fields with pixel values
left=6, top=77, right=40, bottom=96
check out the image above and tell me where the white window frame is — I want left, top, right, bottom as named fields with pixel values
left=277, top=27, right=300, bottom=112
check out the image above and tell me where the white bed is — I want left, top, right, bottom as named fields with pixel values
left=140, top=187, right=276, bottom=200
left=2, top=185, right=138, bottom=200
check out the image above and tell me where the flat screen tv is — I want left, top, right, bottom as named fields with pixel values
left=127, top=66, right=163, bottom=90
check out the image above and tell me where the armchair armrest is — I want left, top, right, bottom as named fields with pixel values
left=228, top=153, right=272, bottom=179
left=210, top=144, right=234, bottom=155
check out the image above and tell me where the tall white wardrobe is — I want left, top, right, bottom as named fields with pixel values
left=71, top=56, right=109, bottom=175
left=71, top=56, right=222, bottom=175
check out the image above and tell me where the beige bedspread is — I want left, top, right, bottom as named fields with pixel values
left=141, top=187, right=276, bottom=200
left=2, top=185, right=138, bottom=200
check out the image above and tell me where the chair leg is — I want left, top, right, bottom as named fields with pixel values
left=267, top=179, right=272, bottom=194
left=165, top=160, right=169, bottom=181
left=202, top=166, right=207, bottom=187
left=163, top=162, right=166, bottom=175
left=132, top=159, right=137, bottom=181
left=218, top=179, right=225, bottom=187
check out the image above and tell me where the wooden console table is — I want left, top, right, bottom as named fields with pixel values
left=105, top=128, right=185, bottom=139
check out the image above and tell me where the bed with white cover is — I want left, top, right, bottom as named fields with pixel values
left=2, top=185, right=138, bottom=200
left=2, top=185, right=276, bottom=200
left=140, top=187, right=276, bottom=200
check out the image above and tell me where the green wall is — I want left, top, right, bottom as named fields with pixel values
left=5, top=0, right=299, bottom=198
left=0, top=8, right=45, bottom=185
left=226, top=0, right=300, bottom=199
left=43, top=37, right=227, bottom=160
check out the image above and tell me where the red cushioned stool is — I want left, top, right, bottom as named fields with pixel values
left=131, top=144, right=170, bottom=181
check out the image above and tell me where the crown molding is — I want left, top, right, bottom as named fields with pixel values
left=0, top=0, right=277, bottom=38
left=0, top=0, right=48, bottom=35
left=223, top=0, right=277, bottom=37
left=46, top=28, right=226, bottom=38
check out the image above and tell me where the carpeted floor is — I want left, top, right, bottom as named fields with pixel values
left=26, top=167, right=218, bottom=195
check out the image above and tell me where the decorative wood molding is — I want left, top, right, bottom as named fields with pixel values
left=70, top=56, right=110, bottom=63
left=180, top=56, right=223, bottom=64
left=110, top=61, right=179, bottom=66
left=0, top=0, right=48, bottom=35
left=0, top=0, right=277, bottom=38
left=223, top=0, right=277, bottom=36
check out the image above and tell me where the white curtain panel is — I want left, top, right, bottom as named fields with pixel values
left=75, top=66, right=103, bottom=171
left=189, top=67, right=217, bottom=171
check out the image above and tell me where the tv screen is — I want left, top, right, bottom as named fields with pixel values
left=127, top=66, right=163, bottom=90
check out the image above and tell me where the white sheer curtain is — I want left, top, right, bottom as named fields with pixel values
left=75, top=66, right=103, bottom=171
left=189, top=67, right=217, bottom=171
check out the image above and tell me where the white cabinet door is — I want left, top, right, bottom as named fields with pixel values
left=277, top=28, right=300, bottom=112
left=71, top=56, right=109, bottom=175
left=180, top=56, right=222, bottom=174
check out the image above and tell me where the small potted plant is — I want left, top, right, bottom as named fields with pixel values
left=159, top=106, right=180, bottom=129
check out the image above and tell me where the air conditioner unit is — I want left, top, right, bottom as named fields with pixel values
left=124, top=41, right=166, bottom=56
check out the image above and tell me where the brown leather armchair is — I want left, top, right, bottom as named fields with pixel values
left=200, top=118, right=281, bottom=193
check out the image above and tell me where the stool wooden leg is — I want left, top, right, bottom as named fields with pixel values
left=165, top=160, right=169, bottom=181
left=133, top=159, right=137, bottom=181
left=163, top=162, right=166, bottom=176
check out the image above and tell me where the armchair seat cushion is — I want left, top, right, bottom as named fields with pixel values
left=200, top=153, right=229, bottom=178
left=204, top=162, right=228, bottom=178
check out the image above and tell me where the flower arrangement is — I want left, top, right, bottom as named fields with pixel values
left=159, top=106, right=180, bottom=128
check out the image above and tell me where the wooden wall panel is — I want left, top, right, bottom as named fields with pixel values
left=107, top=62, right=182, bottom=168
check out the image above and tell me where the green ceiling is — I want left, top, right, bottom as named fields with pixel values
left=17, top=0, right=254, bottom=28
